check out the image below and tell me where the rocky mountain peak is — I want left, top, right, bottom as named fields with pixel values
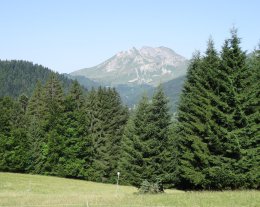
left=70, top=46, right=188, bottom=86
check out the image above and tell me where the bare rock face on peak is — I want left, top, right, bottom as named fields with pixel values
left=70, top=46, right=188, bottom=86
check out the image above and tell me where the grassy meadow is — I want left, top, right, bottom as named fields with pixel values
left=0, top=172, right=259, bottom=207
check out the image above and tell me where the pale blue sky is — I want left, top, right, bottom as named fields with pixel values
left=0, top=0, right=259, bottom=73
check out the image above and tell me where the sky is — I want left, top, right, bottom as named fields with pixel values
left=0, top=0, right=259, bottom=73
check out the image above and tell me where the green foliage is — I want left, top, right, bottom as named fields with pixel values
left=0, top=73, right=128, bottom=183
left=0, top=97, right=29, bottom=172
left=138, top=179, right=164, bottom=194
left=119, top=87, right=171, bottom=188
left=119, top=95, right=150, bottom=186
left=174, top=30, right=260, bottom=190
left=0, top=31, right=259, bottom=191
left=85, top=87, right=129, bottom=182
left=0, top=60, right=75, bottom=98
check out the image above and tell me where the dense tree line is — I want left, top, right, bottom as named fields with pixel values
left=0, top=30, right=259, bottom=190
left=0, top=60, right=76, bottom=97
left=0, top=74, right=129, bottom=183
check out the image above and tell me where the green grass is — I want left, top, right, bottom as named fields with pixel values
left=0, top=173, right=259, bottom=207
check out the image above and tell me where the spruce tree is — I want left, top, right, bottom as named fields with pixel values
left=0, top=97, right=29, bottom=172
left=174, top=30, right=259, bottom=189
left=119, top=95, right=150, bottom=186
left=212, top=30, right=250, bottom=189
left=40, top=74, right=65, bottom=174
left=174, top=52, right=212, bottom=189
left=144, top=86, right=171, bottom=185
left=85, top=87, right=109, bottom=182
left=120, top=88, right=171, bottom=188
left=104, top=88, right=129, bottom=182
left=26, top=81, right=46, bottom=173
left=240, top=45, right=260, bottom=188
left=43, top=73, right=64, bottom=127
left=18, top=94, right=29, bottom=113
left=56, top=80, right=90, bottom=178
left=85, top=87, right=128, bottom=182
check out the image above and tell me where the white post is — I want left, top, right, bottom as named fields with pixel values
left=116, top=172, right=120, bottom=195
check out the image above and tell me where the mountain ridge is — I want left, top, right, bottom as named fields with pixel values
left=70, top=46, right=188, bottom=86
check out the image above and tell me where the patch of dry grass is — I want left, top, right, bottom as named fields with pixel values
left=0, top=172, right=259, bottom=207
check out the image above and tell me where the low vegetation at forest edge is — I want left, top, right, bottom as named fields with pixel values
left=0, top=173, right=259, bottom=207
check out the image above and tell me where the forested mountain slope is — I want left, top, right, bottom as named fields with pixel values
left=0, top=60, right=77, bottom=97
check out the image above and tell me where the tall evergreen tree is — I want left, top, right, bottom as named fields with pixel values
left=43, top=73, right=64, bottom=126
left=119, top=95, right=150, bottom=186
left=105, top=88, right=129, bottom=182
left=211, top=30, right=251, bottom=189
left=120, top=87, right=171, bottom=188
left=40, top=74, right=65, bottom=174
left=143, top=86, right=171, bottom=185
left=0, top=97, right=29, bottom=172
left=174, top=30, right=259, bottom=190
left=26, top=81, right=46, bottom=173
left=173, top=52, right=212, bottom=189
left=55, top=80, right=90, bottom=178
left=85, top=87, right=128, bottom=182
left=240, top=44, right=260, bottom=188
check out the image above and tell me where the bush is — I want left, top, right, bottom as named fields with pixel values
left=138, top=179, right=164, bottom=194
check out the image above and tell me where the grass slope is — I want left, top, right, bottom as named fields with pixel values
left=0, top=173, right=259, bottom=207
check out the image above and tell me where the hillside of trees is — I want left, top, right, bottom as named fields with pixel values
left=0, top=31, right=259, bottom=190
left=0, top=60, right=78, bottom=97
left=0, top=60, right=184, bottom=113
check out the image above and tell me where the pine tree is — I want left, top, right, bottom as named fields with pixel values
left=174, top=52, right=212, bottom=189
left=119, top=95, right=150, bottom=186
left=240, top=44, right=260, bottom=188
left=211, top=30, right=250, bottom=189
left=26, top=81, right=45, bottom=119
left=18, top=94, right=29, bottom=113
left=85, top=87, right=109, bottom=181
left=174, top=30, right=259, bottom=190
left=144, top=86, right=171, bottom=185
left=120, top=88, right=171, bottom=188
left=43, top=73, right=64, bottom=126
left=0, top=97, right=29, bottom=172
left=41, top=74, right=65, bottom=174
left=26, top=81, right=46, bottom=173
left=55, top=80, right=90, bottom=178
left=85, top=87, right=128, bottom=182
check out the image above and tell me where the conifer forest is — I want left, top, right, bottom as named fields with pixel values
left=0, top=31, right=259, bottom=190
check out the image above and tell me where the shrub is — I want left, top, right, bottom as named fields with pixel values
left=138, top=179, right=164, bottom=194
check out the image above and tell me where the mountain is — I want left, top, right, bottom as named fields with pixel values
left=70, top=46, right=188, bottom=86
left=0, top=57, right=187, bottom=113
left=0, top=60, right=80, bottom=98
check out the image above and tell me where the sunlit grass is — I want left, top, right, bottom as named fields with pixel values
left=0, top=172, right=259, bottom=207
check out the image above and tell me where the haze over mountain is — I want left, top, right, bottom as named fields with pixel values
left=70, top=46, right=188, bottom=86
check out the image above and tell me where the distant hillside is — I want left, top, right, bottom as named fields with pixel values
left=115, top=84, right=154, bottom=107
left=69, top=73, right=186, bottom=112
left=0, top=59, right=186, bottom=112
left=162, top=75, right=186, bottom=112
left=64, top=74, right=101, bottom=89
left=0, top=60, right=78, bottom=98
left=116, top=76, right=185, bottom=112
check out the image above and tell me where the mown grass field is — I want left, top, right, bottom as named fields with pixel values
left=0, top=173, right=259, bottom=207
